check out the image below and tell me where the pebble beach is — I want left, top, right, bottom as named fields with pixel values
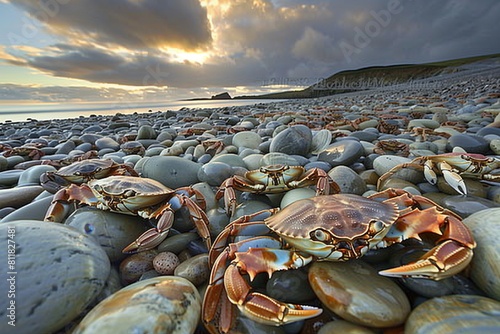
left=1, top=71, right=500, bottom=333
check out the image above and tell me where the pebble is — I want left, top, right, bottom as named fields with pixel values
left=405, top=295, right=500, bottom=334
left=269, top=125, right=312, bottom=156
left=232, top=131, right=262, bottom=149
left=317, top=140, right=364, bottom=167
left=463, top=208, right=500, bottom=300
left=65, top=207, right=147, bottom=262
left=328, top=165, right=367, bottom=195
left=119, top=250, right=158, bottom=284
left=153, top=251, right=181, bottom=275
left=73, top=276, right=201, bottom=334
left=135, top=155, right=201, bottom=188
left=0, top=220, right=110, bottom=334
left=174, top=253, right=210, bottom=286
left=309, top=260, right=411, bottom=328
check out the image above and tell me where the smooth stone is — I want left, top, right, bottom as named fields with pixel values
left=309, top=260, right=410, bottom=328
left=55, top=140, right=76, bottom=154
left=95, top=137, right=120, bottom=151
left=357, top=119, right=379, bottom=130
left=0, top=185, right=44, bottom=209
left=197, top=161, right=234, bottom=186
left=17, top=165, right=57, bottom=186
left=135, top=156, right=201, bottom=189
left=243, top=153, right=264, bottom=170
left=373, top=155, right=425, bottom=185
left=232, top=131, right=262, bottom=149
left=210, top=153, right=247, bottom=168
left=318, top=320, right=376, bottom=334
left=160, top=145, right=184, bottom=156
left=304, top=161, right=332, bottom=173
left=463, top=209, right=500, bottom=300
left=231, top=200, right=273, bottom=222
left=318, top=140, right=364, bottom=167
left=0, top=195, right=53, bottom=222
left=405, top=295, right=500, bottom=334
left=119, top=250, right=158, bottom=285
left=73, top=277, right=201, bottom=334
left=0, top=156, right=7, bottom=171
left=349, top=130, right=378, bottom=142
left=6, top=155, right=25, bottom=169
left=206, top=208, right=230, bottom=238
left=477, top=126, right=500, bottom=137
left=174, top=253, right=210, bottom=286
left=65, top=207, right=147, bottom=262
left=328, top=166, right=367, bottom=195
left=447, top=134, right=490, bottom=154
left=158, top=232, right=200, bottom=254
left=280, top=188, right=315, bottom=208
left=359, top=169, right=380, bottom=186
left=136, top=125, right=157, bottom=140
left=0, top=221, right=110, bottom=334
left=441, top=195, right=500, bottom=218
left=378, top=178, right=419, bottom=192
left=408, top=119, right=440, bottom=129
left=490, top=139, right=500, bottom=154
left=266, top=268, right=316, bottom=304
left=487, top=185, right=500, bottom=204
left=191, top=182, right=218, bottom=211
left=233, top=315, right=286, bottom=334
left=270, top=125, right=312, bottom=156
left=0, top=169, right=23, bottom=186
left=260, top=152, right=300, bottom=166
left=311, top=129, right=333, bottom=154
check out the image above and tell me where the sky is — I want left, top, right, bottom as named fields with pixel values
left=0, top=0, right=499, bottom=105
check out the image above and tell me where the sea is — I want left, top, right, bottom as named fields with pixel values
left=0, top=99, right=286, bottom=123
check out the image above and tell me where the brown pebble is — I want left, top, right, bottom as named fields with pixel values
left=119, top=250, right=158, bottom=285
left=153, top=252, right=180, bottom=275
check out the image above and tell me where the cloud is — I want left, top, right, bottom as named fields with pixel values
left=9, top=0, right=212, bottom=50
left=2, top=0, right=500, bottom=92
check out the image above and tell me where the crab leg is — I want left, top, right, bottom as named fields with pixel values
left=287, top=167, right=340, bottom=195
left=376, top=158, right=426, bottom=191
left=123, top=195, right=212, bottom=253
left=204, top=239, right=320, bottom=333
left=216, top=176, right=267, bottom=216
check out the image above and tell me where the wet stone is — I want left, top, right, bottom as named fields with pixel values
left=266, top=268, right=316, bottom=304
left=373, top=155, right=425, bottom=185
left=317, top=140, right=364, bottom=167
left=405, top=295, right=500, bottom=334
left=318, top=320, right=376, bottom=334
left=157, top=232, right=200, bottom=254
left=135, top=156, right=201, bottom=189
left=463, top=208, right=500, bottom=300
left=197, top=161, right=234, bottom=186
left=119, top=250, right=158, bottom=285
left=0, top=185, right=45, bottom=209
left=73, top=277, right=202, bottom=334
left=309, top=260, right=410, bottom=328
left=270, top=125, right=312, bottom=156
left=153, top=252, right=180, bottom=275
left=65, top=207, right=147, bottom=262
left=174, top=253, right=210, bottom=286
left=0, top=221, right=110, bottom=334
left=440, top=195, right=500, bottom=218
left=328, top=165, right=367, bottom=195
left=447, top=134, right=490, bottom=154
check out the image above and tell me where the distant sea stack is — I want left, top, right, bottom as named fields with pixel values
left=211, top=92, right=232, bottom=99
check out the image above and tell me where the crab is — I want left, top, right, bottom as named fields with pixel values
left=44, top=175, right=211, bottom=253
left=40, top=158, right=139, bottom=193
left=216, top=164, right=340, bottom=216
left=1, top=143, right=45, bottom=160
left=202, top=189, right=475, bottom=333
left=373, top=139, right=410, bottom=157
left=377, top=153, right=500, bottom=195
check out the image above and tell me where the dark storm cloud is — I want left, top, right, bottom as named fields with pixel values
left=4, top=0, right=500, bottom=90
left=9, top=0, right=212, bottom=50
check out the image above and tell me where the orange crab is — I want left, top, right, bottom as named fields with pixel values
left=202, top=189, right=475, bottom=333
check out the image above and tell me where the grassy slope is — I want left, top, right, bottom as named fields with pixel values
left=238, top=53, right=500, bottom=99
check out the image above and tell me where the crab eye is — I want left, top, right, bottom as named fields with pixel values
left=124, top=190, right=135, bottom=198
left=369, top=220, right=386, bottom=235
left=310, top=228, right=333, bottom=243
left=93, top=184, right=102, bottom=192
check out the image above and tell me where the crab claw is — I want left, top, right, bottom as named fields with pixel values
left=440, top=162, right=467, bottom=195
left=379, top=240, right=473, bottom=280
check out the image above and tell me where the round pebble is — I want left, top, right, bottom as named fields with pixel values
left=153, top=252, right=180, bottom=275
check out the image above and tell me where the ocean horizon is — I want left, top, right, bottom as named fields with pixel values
left=0, top=99, right=286, bottom=123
